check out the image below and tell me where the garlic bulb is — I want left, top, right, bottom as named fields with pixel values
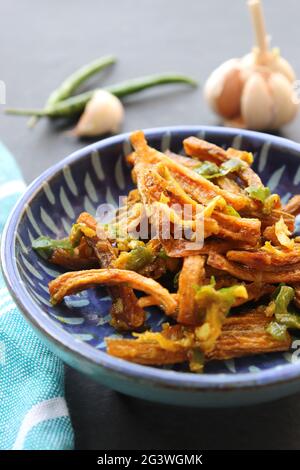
left=204, top=0, right=299, bottom=131
left=74, top=90, right=124, bottom=137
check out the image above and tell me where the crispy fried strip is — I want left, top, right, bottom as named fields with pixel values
left=137, top=294, right=178, bottom=309
left=159, top=237, right=206, bottom=258
left=183, top=137, right=262, bottom=187
left=165, top=150, right=201, bottom=168
left=160, top=238, right=256, bottom=258
left=134, top=162, right=220, bottom=239
left=177, top=256, right=206, bottom=325
left=106, top=339, right=188, bottom=365
left=284, top=195, right=300, bottom=216
left=206, top=311, right=291, bottom=360
left=213, top=212, right=261, bottom=245
left=216, top=176, right=245, bottom=194
left=135, top=157, right=260, bottom=245
left=127, top=149, right=206, bottom=170
left=130, top=130, right=249, bottom=210
left=49, top=269, right=177, bottom=315
left=227, top=247, right=300, bottom=268
left=50, top=240, right=98, bottom=270
left=207, top=252, right=300, bottom=283
left=263, top=225, right=279, bottom=245
left=106, top=311, right=291, bottom=365
left=183, top=137, right=229, bottom=163
left=76, top=213, right=146, bottom=331
left=258, top=210, right=295, bottom=232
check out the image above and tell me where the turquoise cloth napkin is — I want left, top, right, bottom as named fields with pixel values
left=0, top=142, right=74, bottom=450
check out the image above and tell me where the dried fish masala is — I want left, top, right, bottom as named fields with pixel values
left=32, top=130, right=300, bottom=372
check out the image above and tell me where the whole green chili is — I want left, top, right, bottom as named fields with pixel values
left=27, top=55, right=116, bottom=126
left=47, top=55, right=116, bottom=106
left=6, top=74, right=197, bottom=118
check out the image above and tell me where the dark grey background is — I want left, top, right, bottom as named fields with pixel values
left=1, top=0, right=300, bottom=449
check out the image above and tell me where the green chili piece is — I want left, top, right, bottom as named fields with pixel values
left=266, top=285, right=300, bottom=340
left=125, top=246, right=155, bottom=272
left=32, top=236, right=73, bottom=260
left=193, top=158, right=244, bottom=179
left=266, top=322, right=289, bottom=342
left=245, top=185, right=271, bottom=203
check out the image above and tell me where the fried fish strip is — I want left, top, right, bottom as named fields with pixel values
left=227, top=247, right=300, bottom=268
left=177, top=256, right=206, bottom=325
left=49, top=269, right=177, bottom=315
left=284, top=195, right=300, bottom=216
left=130, top=130, right=249, bottom=210
left=183, top=137, right=229, bottom=163
left=259, top=210, right=295, bottom=232
left=137, top=293, right=178, bottom=310
left=134, top=156, right=260, bottom=245
left=134, top=162, right=220, bottom=239
left=213, top=212, right=261, bottom=245
left=106, top=339, right=188, bottom=365
left=160, top=238, right=256, bottom=258
left=50, top=238, right=98, bottom=270
left=206, top=311, right=291, bottom=360
left=183, top=136, right=262, bottom=187
left=106, top=312, right=291, bottom=365
left=207, top=252, right=300, bottom=283
left=76, top=213, right=146, bottom=331
left=216, top=176, right=245, bottom=195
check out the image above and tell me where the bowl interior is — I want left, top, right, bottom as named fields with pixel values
left=13, top=127, right=300, bottom=375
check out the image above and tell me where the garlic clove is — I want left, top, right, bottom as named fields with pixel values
left=271, top=56, right=296, bottom=83
left=204, top=58, right=244, bottom=119
left=241, top=72, right=274, bottom=130
left=268, top=72, right=299, bottom=128
left=73, top=89, right=124, bottom=137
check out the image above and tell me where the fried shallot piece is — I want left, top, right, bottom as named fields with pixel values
left=177, top=255, right=206, bottom=325
left=106, top=311, right=291, bottom=366
left=76, top=212, right=146, bottom=331
left=49, top=269, right=177, bottom=316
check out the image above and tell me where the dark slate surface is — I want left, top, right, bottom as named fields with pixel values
left=1, top=0, right=300, bottom=449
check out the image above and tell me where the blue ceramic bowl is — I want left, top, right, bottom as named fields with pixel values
left=2, top=126, right=300, bottom=407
